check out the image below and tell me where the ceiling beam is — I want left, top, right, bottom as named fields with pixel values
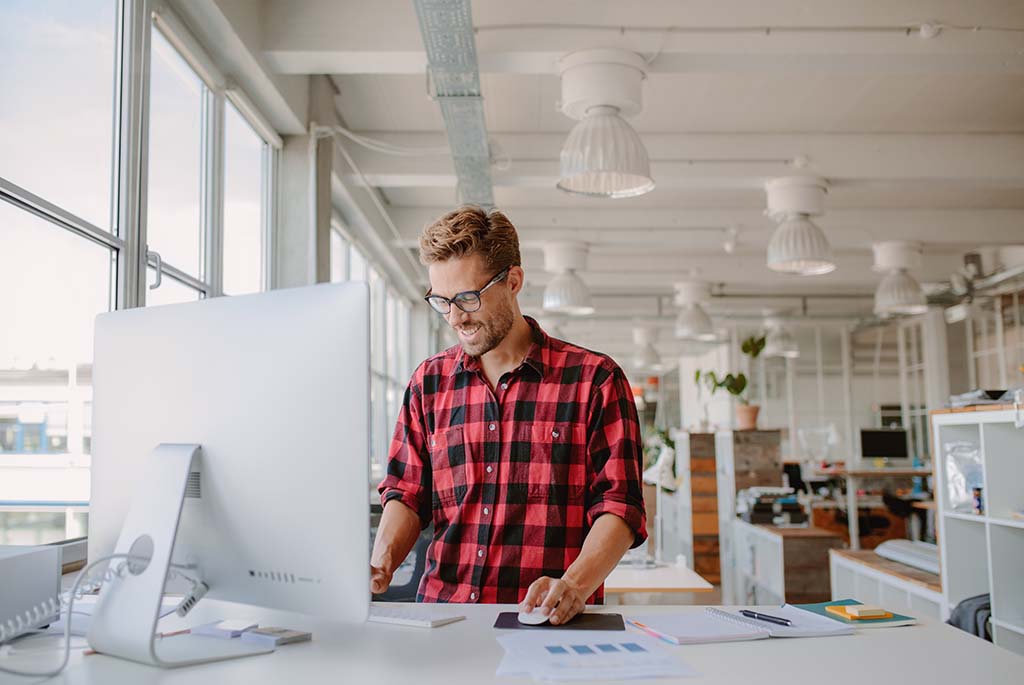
left=335, top=132, right=1024, bottom=190
left=262, top=0, right=1024, bottom=75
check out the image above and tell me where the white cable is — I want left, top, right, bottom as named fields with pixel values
left=331, top=125, right=450, bottom=157
left=0, top=556, right=203, bottom=677
left=0, top=553, right=129, bottom=678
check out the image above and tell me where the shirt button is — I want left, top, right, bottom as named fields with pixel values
left=431, top=438, right=436, bottom=447
left=483, top=507, right=489, bottom=516
left=552, top=430, right=559, bottom=438
left=500, top=383, right=508, bottom=390
left=477, top=549, right=484, bottom=558
left=486, top=466, right=493, bottom=474
left=488, top=423, right=496, bottom=431
left=470, top=592, right=477, bottom=601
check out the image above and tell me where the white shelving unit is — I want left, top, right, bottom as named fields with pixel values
left=932, top=407, right=1024, bottom=656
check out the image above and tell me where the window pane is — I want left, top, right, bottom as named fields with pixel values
left=147, top=28, right=204, bottom=277
left=145, top=269, right=203, bottom=306
left=350, top=246, right=367, bottom=283
left=223, top=102, right=264, bottom=295
left=386, top=290, right=398, bottom=379
left=0, top=201, right=113, bottom=544
left=0, top=1, right=116, bottom=229
left=369, top=268, right=384, bottom=373
left=330, top=230, right=348, bottom=283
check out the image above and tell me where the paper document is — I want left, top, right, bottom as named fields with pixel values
left=496, top=629, right=698, bottom=681
left=627, top=613, right=770, bottom=645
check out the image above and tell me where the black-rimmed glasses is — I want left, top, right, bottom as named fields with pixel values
left=424, top=267, right=510, bottom=315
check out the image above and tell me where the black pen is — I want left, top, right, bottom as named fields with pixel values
left=739, top=609, right=792, bottom=626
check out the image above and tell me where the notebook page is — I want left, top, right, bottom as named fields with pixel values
left=710, top=606, right=854, bottom=638
left=628, top=612, right=770, bottom=645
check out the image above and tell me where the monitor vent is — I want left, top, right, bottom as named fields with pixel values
left=185, top=471, right=201, bottom=499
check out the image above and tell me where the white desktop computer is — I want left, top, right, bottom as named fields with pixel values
left=86, top=283, right=370, bottom=667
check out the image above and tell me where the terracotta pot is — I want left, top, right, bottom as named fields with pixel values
left=736, top=404, right=760, bottom=431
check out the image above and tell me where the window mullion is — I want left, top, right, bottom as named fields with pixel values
left=113, top=0, right=154, bottom=310
left=202, top=87, right=225, bottom=297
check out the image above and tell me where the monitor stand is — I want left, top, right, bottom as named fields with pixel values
left=87, top=443, right=273, bottom=667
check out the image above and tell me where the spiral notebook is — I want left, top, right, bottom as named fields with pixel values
left=626, top=606, right=853, bottom=645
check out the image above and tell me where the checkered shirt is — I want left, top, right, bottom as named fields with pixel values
left=378, top=317, right=647, bottom=604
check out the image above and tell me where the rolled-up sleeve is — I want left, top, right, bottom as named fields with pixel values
left=584, top=364, right=648, bottom=548
left=378, top=379, right=432, bottom=528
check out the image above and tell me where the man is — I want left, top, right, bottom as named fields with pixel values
left=372, top=206, right=646, bottom=625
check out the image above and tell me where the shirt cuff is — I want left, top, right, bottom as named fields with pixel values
left=586, top=498, right=648, bottom=549
left=380, top=488, right=430, bottom=529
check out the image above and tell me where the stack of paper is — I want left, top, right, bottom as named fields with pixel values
left=495, top=630, right=698, bottom=681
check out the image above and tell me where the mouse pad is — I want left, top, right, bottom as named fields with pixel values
left=493, top=612, right=625, bottom=630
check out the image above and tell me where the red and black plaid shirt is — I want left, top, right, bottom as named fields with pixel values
left=378, top=317, right=646, bottom=604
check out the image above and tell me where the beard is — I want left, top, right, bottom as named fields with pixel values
left=455, top=302, right=515, bottom=357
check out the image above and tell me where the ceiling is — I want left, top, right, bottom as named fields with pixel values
left=250, top=0, right=1024, bottom=360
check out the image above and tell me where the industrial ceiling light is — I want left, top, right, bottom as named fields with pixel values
left=763, top=320, right=800, bottom=359
left=632, top=326, right=662, bottom=371
left=557, top=49, right=654, bottom=199
left=673, top=281, right=717, bottom=342
left=764, top=177, right=835, bottom=276
left=873, top=241, right=928, bottom=317
left=542, top=241, right=595, bottom=316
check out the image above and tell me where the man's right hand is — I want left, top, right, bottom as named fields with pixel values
left=370, top=564, right=392, bottom=594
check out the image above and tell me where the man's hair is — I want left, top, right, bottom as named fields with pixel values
left=418, top=205, right=521, bottom=272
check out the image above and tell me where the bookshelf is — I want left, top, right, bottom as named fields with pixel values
left=932, top=407, right=1024, bottom=656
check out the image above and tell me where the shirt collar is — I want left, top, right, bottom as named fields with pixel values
left=452, top=316, right=548, bottom=380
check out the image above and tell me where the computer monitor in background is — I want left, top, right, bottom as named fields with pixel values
left=860, top=428, right=910, bottom=465
left=87, top=283, right=369, bottom=667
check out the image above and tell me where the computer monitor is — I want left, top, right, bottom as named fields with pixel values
left=87, top=283, right=369, bottom=667
left=860, top=428, right=910, bottom=463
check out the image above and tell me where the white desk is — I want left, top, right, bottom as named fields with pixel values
left=604, top=564, right=714, bottom=596
left=7, top=600, right=1023, bottom=684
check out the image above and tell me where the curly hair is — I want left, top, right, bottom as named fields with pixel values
left=418, top=205, right=521, bottom=272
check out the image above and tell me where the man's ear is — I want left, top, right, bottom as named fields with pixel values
left=507, top=265, right=525, bottom=296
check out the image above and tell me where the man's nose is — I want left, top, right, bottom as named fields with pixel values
left=447, top=306, right=469, bottom=326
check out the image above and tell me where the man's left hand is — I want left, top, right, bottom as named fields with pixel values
left=520, top=576, right=586, bottom=625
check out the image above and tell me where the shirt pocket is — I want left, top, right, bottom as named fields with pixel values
left=429, top=425, right=469, bottom=509
left=524, top=424, right=586, bottom=506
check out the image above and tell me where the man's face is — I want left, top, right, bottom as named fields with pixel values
left=427, top=254, right=516, bottom=357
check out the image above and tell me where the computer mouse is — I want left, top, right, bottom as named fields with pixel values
left=517, top=610, right=550, bottom=625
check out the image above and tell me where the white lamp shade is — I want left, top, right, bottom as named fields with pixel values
left=766, top=214, right=835, bottom=275
left=633, top=342, right=661, bottom=371
left=764, top=326, right=800, bottom=358
left=543, top=271, right=594, bottom=316
left=557, top=106, right=654, bottom=199
left=875, top=269, right=928, bottom=316
left=674, top=304, right=716, bottom=341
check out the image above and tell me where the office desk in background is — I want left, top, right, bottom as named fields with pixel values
left=603, top=563, right=713, bottom=605
left=817, top=467, right=933, bottom=550
left=10, top=600, right=1023, bottom=684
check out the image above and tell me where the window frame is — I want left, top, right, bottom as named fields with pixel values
left=0, top=0, right=282, bottom=547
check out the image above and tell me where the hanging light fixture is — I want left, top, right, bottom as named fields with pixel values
left=542, top=241, right=595, bottom=316
left=873, top=241, right=928, bottom=317
left=763, top=317, right=800, bottom=359
left=673, top=281, right=717, bottom=342
left=556, top=49, right=654, bottom=199
left=632, top=325, right=662, bottom=371
left=764, top=177, right=835, bottom=276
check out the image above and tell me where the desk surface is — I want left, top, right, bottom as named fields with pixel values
left=604, top=564, right=714, bottom=593
left=12, top=600, right=1023, bottom=684
left=818, top=467, right=933, bottom=477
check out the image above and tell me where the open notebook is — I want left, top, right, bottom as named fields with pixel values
left=626, top=606, right=854, bottom=645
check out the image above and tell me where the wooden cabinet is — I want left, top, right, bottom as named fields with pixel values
left=729, top=521, right=844, bottom=605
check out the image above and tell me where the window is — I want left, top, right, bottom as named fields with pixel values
left=330, top=228, right=350, bottom=283
left=222, top=101, right=266, bottom=295
left=0, top=4, right=280, bottom=545
left=147, top=27, right=204, bottom=279
left=0, top=8, right=117, bottom=541
left=0, top=1, right=116, bottom=230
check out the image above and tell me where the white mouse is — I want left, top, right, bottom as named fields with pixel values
left=517, top=610, right=550, bottom=625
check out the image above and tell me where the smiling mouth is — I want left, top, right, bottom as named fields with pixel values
left=458, top=324, right=482, bottom=341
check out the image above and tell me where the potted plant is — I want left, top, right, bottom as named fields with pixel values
left=697, top=335, right=765, bottom=431
left=736, top=335, right=765, bottom=430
